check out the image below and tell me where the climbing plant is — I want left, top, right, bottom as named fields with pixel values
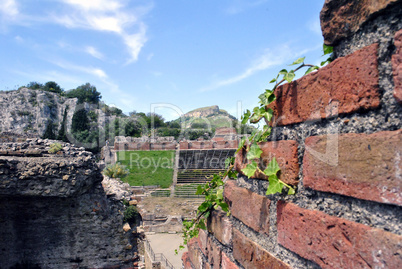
left=176, top=44, right=333, bottom=253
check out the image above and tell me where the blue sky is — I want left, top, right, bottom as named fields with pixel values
left=0, top=0, right=325, bottom=121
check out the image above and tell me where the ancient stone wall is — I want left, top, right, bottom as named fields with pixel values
left=0, top=139, right=138, bottom=268
left=182, top=1, right=402, bottom=268
left=114, top=128, right=239, bottom=151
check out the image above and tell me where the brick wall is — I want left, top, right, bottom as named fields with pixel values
left=182, top=1, right=402, bottom=268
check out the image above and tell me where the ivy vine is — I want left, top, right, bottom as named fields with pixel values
left=176, top=44, right=333, bottom=254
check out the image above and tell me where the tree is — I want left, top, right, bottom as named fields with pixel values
left=26, top=81, right=43, bottom=89
left=71, top=109, right=89, bottom=133
left=167, top=121, right=181, bottom=129
left=124, top=119, right=142, bottom=137
left=42, top=120, right=56, bottom=140
left=65, top=83, right=101, bottom=104
left=57, top=107, right=69, bottom=142
left=43, top=81, right=63, bottom=94
left=146, top=112, right=166, bottom=128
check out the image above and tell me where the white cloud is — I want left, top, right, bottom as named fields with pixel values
left=0, top=0, right=19, bottom=17
left=51, top=60, right=108, bottom=79
left=14, top=35, right=23, bottom=43
left=200, top=43, right=323, bottom=92
left=54, top=0, right=151, bottom=63
left=122, top=23, right=147, bottom=63
left=63, top=0, right=123, bottom=12
left=4, top=0, right=152, bottom=63
left=85, top=46, right=103, bottom=60
left=200, top=46, right=293, bottom=92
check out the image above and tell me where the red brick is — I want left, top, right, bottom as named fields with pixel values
left=224, top=180, right=271, bottom=234
left=221, top=252, right=239, bottom=269
left=207, top=237, right=222, bottom=269
left=392, top=29, right=402, bottom=103
left=268, top=44, right=380, bottom=126
left=232, top=229, right=291, bottom=269
left=182, top=252, right=193, bottom=269
left=235, top=140, right=299, bottom=185
left=277, top=202, right=402, bottom=269
left=197, top=229, right=208, bottom=256
left=304, top=130, right=402, bottom=206
left=320, top=0, right=400, bottom=45
left=207, top=210, right=232, bottom=246
left=187, top=237, right=205, bottom=269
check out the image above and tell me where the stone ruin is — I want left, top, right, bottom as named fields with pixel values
left=114, top=127, right=241, bottom=151
left=0, top=138, right=141, bottom=268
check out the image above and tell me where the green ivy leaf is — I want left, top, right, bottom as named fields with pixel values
left=305, top=66, right=319, bottom=75
left=225, top=157, right=235, bottom=169
left=219, top=202, right=229, bottom=212
left=196, top=185, right=203, bottom=195
left=260, top=125, right=272, bottom=141
left=241, top=160, right=258, bottom=178
left=289, top=57, right=305, bottom=66
left=241, top=109, right=251, bottom=124
left=216, top=189, right=223, bottom=200
left=236, top=137, right=246, bottom=154
left=323, top=44, right=333, bottom=55
left=250, top=106, right=262, bottom=123
left=198, top=219, right=206, bottom=230
left=258, top=90, right=276, bottom=106
left=266, top=174, right=283, bottom=195
left=287, top=187, right=295, bottom=195
left=247, top=143, right=263, bottom=160
left=263, top=157, right=280, bottom=176
left=279, top=69, right=288, bottom=75
left=284, top=70, right=295, bottom=83
left=198, top=201, right=211, bottom=213
left=227, top=169, right=238, bottom=179
left=261, top=108, right=273, bottom=123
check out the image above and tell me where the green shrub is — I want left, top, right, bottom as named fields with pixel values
left=48, top=143, right=63, bottom=154
left=124, top=205, right=138, bottom=223
left=103, top=163, right=129, bottom=178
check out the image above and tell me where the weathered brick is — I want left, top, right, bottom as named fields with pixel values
left=224, top=180, right=271, bottom=234
left=320, top=0, right=400, bottom=45
left=232, top=229, right=291, bottom=269
left=187, top=237, right=205, bottom=269
left=207, top=237, right=222, bottom=269
left=182, top=251, right=193, bottom=269
left=207, top=210, right=232, bottom=246
left=392, top=29, right=402, bottom=103
left=304, top=130, right=402, bottom=205
left=221, top=252, right=239, bottom=269
left=268, top=44, right=380, bottom=126
left=277, top=202, right=402, bottom=269
left=198, top=228, right=208, bottom=256
left=234, top=140, right=299, bottom=185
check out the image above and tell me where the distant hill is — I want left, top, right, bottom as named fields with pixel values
left=173, top=105, right=237, bottom=130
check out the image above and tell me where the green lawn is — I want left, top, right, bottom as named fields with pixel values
left=117, top=150, right=175, bottom=188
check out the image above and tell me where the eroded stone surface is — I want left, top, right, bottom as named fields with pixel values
left=0, top=139, right=138, bottom=268
left=392, top=29, right=402, bottom=103
left=320, top=0, right=401, bottom=45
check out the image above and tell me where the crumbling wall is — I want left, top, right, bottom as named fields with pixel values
left=182, top=1, right=402, bottom=268
left=0, top=139, right=137, bottom=269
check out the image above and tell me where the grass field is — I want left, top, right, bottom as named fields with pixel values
left=117, top=150, right=175, bottom=188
